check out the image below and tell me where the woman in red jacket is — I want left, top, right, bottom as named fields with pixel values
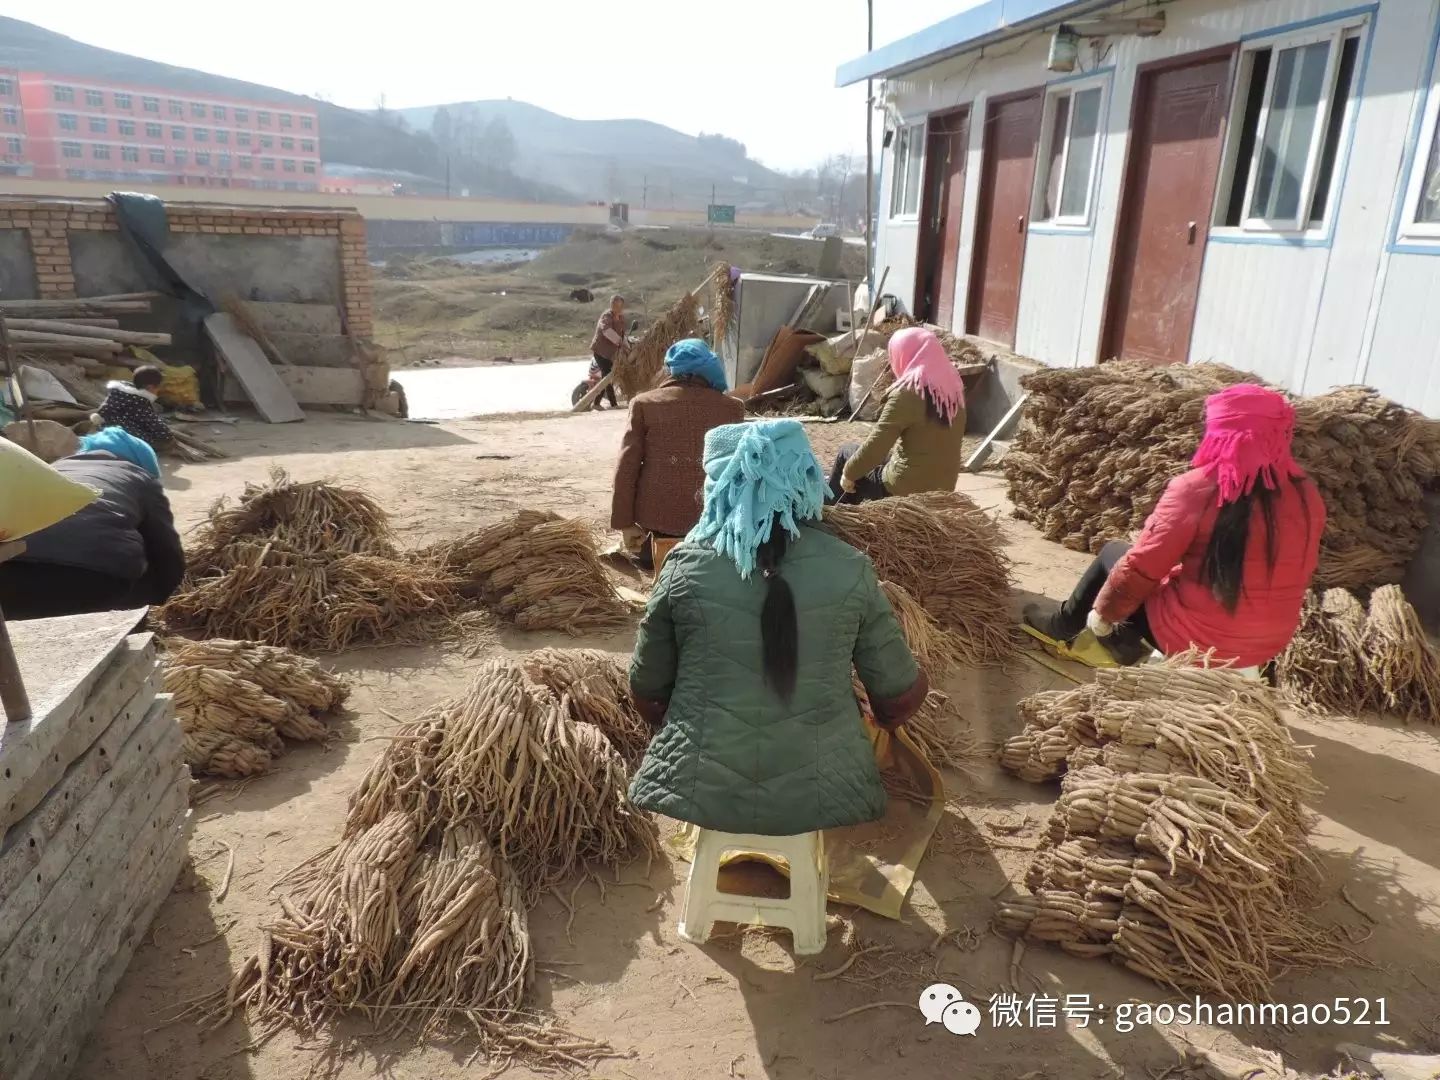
left=1023, top=384, right=1325, bottom=668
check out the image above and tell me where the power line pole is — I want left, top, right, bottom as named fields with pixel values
left=864, top=0, right=875, bottom=290
left=642, top=174, right=648, bottom=208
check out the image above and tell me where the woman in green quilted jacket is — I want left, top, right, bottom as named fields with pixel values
left=627, top=419, right=928, bottom=836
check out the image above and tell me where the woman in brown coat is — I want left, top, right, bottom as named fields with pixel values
left=611, top=339, right=744, bottom=556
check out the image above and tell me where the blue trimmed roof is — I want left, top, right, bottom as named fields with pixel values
left=835, top=0, right=1109, bottom=86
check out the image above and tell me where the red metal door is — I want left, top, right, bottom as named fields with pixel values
left=1103, top=52, right=1234, bottom=365
left=914, top=111, right=969, bottom=326
left=965, top=92, right=1041, bottom=347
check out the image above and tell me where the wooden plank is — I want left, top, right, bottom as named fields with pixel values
left=0, top=635, right=156, bottom=841
left=223, top=364, right=365, bottom=407
left=0, top=747, right=188, bottom=1040
left=963, top=390, right=1029, bottom=473
left=203, top=312, right=304, bottom=424
left=5, top=321, right=172, bottom=347
left=0, top=696, right=181, bottom=954
left=9, top=803, right=189, bottom=1080
left=571, top=370, right=615, bottom=413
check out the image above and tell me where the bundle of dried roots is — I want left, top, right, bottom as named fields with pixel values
left=422, top=510, right=633, bottom=635
left=826, top=492, right=1018, bottom=665
left=1004, top=363, right=1440, bottom=591
left=521, top=648, right=651, bottom=766
left=163, top=637, right=348, bottom=778
left=995, top=657, right=1342, bottom=997
left=194, top=812, right=612, bottom=1066
left=346, top=657, right=659, bottom=895
left=1278, top=585, right=1440, bottom=720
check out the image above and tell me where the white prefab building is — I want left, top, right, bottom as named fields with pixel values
left=837, top=0, right=1440, bottom=417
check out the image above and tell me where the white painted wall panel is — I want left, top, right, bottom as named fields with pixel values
left=1190, top=244, right=1330, bottom=384
left=1014, top=232, right=1095, bottom=366
left=1367, top=255, right=1440, bottom=417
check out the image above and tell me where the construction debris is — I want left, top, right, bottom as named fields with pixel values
left=1003, top=363, right=1440, bottom=591
left=162, top=638, right=349, bottom=778
left=1, top=292, right=167, bottom=372
left=195, top=653, right=655, bottom=1066
left=825, top=492, right=1019, bottom=665
left=996, top=656, right=1346, bottom=998
left=1277, top=585, right=1440, bottom=721
left=0, top=610, right=191, bottom=1080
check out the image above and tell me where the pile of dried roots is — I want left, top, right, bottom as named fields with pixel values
left=826, top=491, right=1018, bottom=665
left=1277, top=585, right=1440, bottom=721
left=422, top=510, right=633, bottom=635
left=163, top=470, right=472, bottom=651
left=996, top=656, right=1344, bottom=997
left=1003, top=363, right=1440, bottom=590
left=195, top=652, right=656, bottom=1065
left=163, top=637, right=348, bottom=777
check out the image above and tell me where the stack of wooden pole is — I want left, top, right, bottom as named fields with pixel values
left=1, top=292, right=169, bottom=370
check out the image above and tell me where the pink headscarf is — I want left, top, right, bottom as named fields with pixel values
left=1191, top=384, right=1304, bottom=505
left=887, top=327, right=965, bottom=424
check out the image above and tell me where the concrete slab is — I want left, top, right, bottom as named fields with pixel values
left=225, top=365, right=366, bottom=408
left=204, top=312, right=305, bottom=424
left=0, top=637, right=158, bottom=840
left=266, top=331, right=357, bottom=368
left=0, top=697, right=182, bottom=956
left=249, top=301, right=343, bottom=336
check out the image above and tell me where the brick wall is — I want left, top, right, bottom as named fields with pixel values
left=0, top=196, right=373, bottom=336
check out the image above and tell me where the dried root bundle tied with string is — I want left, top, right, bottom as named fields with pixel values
left=421, top=511, right=633, bottom=635
left=187, top=467, right=394, bottom=572
left=521, top=648, right=651, bottom=766
left=1004, top=363, right=1440, bottom=591
left=825, top=492, right=1018, bottom=665
left=346, top=657, right=659, bottom=896
left=162, top=637, right=348, bottom=778
left=164, top=540, right=464, bottom=651
left=1002, top=834, right=1347, bottom=999
left=1002, top=656, right=1318, bottom=837
left=1278, top=585, right=1440, bottom=721
left=192, top=812, right=611, bottom=1066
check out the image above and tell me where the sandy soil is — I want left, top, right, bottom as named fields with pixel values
left=75, top=409, right=1440, bottom=1080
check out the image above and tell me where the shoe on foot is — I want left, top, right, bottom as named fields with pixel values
left=1096, top=632, right=1152, bottom=667
left=1022, top=601, right=1072, bottom=642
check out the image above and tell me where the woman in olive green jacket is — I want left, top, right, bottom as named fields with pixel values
left=829, top=326, right=967, bottom=502
left=628, top=419, right=927, bottom=836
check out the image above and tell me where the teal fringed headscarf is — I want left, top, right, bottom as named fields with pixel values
left=664, top=337, right=729, bottom=391
left=686, top=419, right=825, bottom=578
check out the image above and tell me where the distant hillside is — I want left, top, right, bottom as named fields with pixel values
left=398, top=99, right=788, bottom=210
left=0, top=16, right=570, bottom=202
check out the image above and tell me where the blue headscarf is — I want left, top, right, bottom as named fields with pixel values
left=686, top=419, right=825, bottom=578
left=664, top=338, right=728, bottom=392
left=81, top=427, right=161, bottom=478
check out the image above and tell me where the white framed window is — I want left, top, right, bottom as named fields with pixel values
left=1033, top=80, right=1105, bottom=226
left=84, top=89, right=103, bottom=107
left=888, top=121, right=925, bottom=219
left=121, top=145, right=139, bottom=162
left=114, top=92, right=131, bottom=110
left=1215, top=16, right=1366, bottom=234
left=61, top=141, right=81, bottom=159
left=1399, top=40, right=1440, bottom=241
left=148, top=148, right=166, bottom=164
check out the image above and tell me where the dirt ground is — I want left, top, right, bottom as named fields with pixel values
left=374, top=228, right=867, bottom=365
left=75, top=409, right=1440, bottom=1080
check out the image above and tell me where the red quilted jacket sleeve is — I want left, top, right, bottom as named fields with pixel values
left=1094, top=472, right=1209, bottom=624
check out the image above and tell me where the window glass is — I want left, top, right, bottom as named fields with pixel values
left=1250, top=42, right=1329, bottom=222
left=1059, top=88, right=1101, bottom=218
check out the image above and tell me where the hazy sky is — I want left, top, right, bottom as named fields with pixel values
left=1, top=0, right=979, bottom=170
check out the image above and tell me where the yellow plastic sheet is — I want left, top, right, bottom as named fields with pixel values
left=669, top=719, right=945, bottom=920
left=1020, top=622, right=1118, bottom=668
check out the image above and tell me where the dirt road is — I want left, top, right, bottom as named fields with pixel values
left=76, top=409, right=1440, bottom=1080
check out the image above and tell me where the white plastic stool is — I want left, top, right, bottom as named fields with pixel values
left=678, top=829, right=829, bottom=955
left=1147, top=649, right=1261, bottom=680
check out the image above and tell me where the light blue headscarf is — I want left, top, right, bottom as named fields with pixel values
left=81, top=427, right=161, bottom=478
left=686, top=420, right=825, bottom=578
left=664, top=338, right=729, bottom=392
